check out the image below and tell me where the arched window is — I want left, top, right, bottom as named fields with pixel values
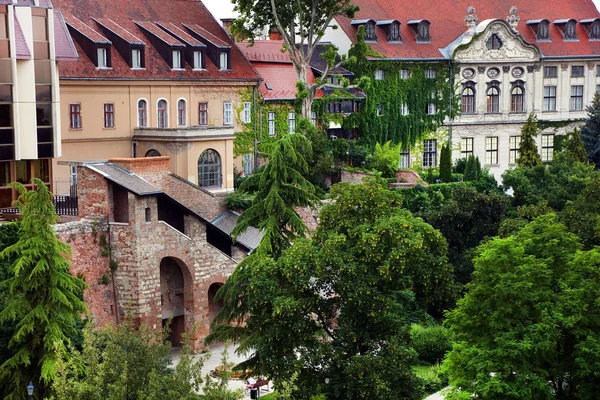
left=591, top=20, right=600, bottom=39
left=137, top=99, right=147, bottom=127
left=486, top=34, right=502, bottom=49
left=198, top=149, right=222, bottom=188
left=486, top=86, right=500, bottom=113
left=417, top=21, right=430, bottom=42
left=462, top=85, right=476, bottom=114
left=389, top=22, right=400, bottom=41
left=177, top=99, right=186, bottom=126
left=565, top=20, right=577, bottom=39
left=538, top=20, right=549, bottom=40
left=511, top=85, right=525, bottom=112
left=145, top=149, right=161, bottom=157
left=365, top=21, right=376, bottom=40
left=157, top=99, right=168, bottom=128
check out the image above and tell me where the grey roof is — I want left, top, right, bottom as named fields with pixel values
left=580, top=18, right=600, bottom=24
left=86, top=163, right=162, bottom=196
left=211, top=211, right=263, bottom=250
left=309, top=43, right=354, bottom=76
left=377, top=20, right=399, bottom=26
left=351, top=19, right=374, bottom=25
left=553, top=19, right=575, bottom=24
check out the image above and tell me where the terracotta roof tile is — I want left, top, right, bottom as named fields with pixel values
left=238, top=40, right=291, bottom=63
left=135, top=21, right=184, bottom=47
left=53, top=10, right=79, bottom=61
left=13, top=14, right=31, bottom=60
left=94, top=18, right=145, bottom=45
left=156, top=22, right=205, bottom=47
left=336, top=0, right=600, bottom=59
left=65, top=15, right=110, bottom=44
left=52, top=0, right=259, bottom=81
left=183, top=23, right=230, bottom=48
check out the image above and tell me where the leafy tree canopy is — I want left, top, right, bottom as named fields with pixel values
left=561, top=176, right=600, bottom=249
left=566, top=128, right=588, bottom=163
left=517, top=112, right=542, bottom=167
left=444, top=214, right=600, bottom=400
left=580, top=92, right=600, bottom=168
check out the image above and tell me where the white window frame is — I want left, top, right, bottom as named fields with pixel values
left=311, top=111, right=317, bottom=126
left=423, top=139, right=437, bottom=168
left=132, top=49, right=142, bottom=69
left=220, top=51, right=228, bottom=70
left=97, top=47, right=108, bottom=68
left=543, top=86, right=557, bottom=112
left=426, top=103, right=437, bottom=115
left=509, top=135, right=521, bottom=164
left=242, top=102, right=251, bottom=123
left=376, top=104, right=383, bottom=116
left=570, top=85, right=584, bottom=111
left=400, top=69, right=410, bottom=79
left=485, top=136, right=499, bottom=165
left=268, top=112, right=276, bottom=136
left=177, top=98, right=187, bottom=126
left=541, top=134, right=554, bottom=162
left=399, top=148, right=410, bottom=168
left=425, top=69, right=437, bottom=79
left=137, top=98, right=148, bottom=127
left=157, top=99, right=168, bottom=128
left=288, top=112, right=295, bottom=133
left=223, top=102, right=233, bottom=125
left=400, top=103, right=409, bottom=115
left=172, top=50, right=182, bottom=69
left=193, top=51, right=203, bottom=70
left=375, top=69, right=384, bottom=80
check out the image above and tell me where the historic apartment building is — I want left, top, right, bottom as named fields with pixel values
left=324, top=0, right=600, bottom=179
left=50, top=0, right=260, bottom=195
left=0, top=0, right=77, bottom=207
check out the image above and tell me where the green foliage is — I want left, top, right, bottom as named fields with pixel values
left=565, top=128, right=588, bottom=163
left=224, top=191, right=254, bottom=210
left=97, top=273, right=110, bottom=285
left=109, top=259, right=118, bottom=272
left=453, top=158, right=467, bottom=174
left=0, top=179, right=87, bottom=399
left=232, top=133, right=320, bottom=257
left=463, top=154, right=481, bottom=181
left=580, top=91, right=600, bottom=167
left=517, top=112, right=542, bottom=167
left=364, top=141, right=400, bottom=178
left=347, top=140, right=369, bottom=166
left=413, top=364, right=448, bottom=396
left=444, top=214, right=600, bottom=400
left=439, top=144, right=452, bottom=182
left=409, top=324, right=452, bottom=365
left=502, top=152, right=599, bottom=211
left=202, top=342, right=244, bottom=400
left=562, top=176, right=600, bottom=249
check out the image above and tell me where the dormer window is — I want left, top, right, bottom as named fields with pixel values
left=193, top=51, right=203, bottom=69
left=486, top=34, right=502, bottom=49
left=172, top=50, right=182, bottom=69
left=527, top=19, right=551, bottom=41
left=132, top=49, right=142, bottom=68
left=554, top=19, right=578, bottom=40
left=219, top=51, right=228, bottom=70
left=580, top=18, right=600, bottom=40
left=407, top=20, right=431, bottom=43
left=377, top=20, right=401, bottom=43
left=97, top=47, right=108, bottom=68
left=93, top=18, right=146, bottom=69
left=351, top=19, right=377, bottom=41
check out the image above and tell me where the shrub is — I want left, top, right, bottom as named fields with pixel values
left=414, top=363, right=448, bottom=396
left=410, top=324, right=452, bottom=365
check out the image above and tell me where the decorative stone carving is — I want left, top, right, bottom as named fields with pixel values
left=487, top=67, right=500, bottom=78
left=507, top=6, right=520, bottom=30
left=462, top=67, right=476, bottom=79
left=561, top=63, right=569, bottom=71
left=502, top=65, right=510, bottom=72
left=588, top=61, right=596, bottom=70
left=512, top=67, right=524, bottom=77
left=478, top=66, right=486, bottom=74
left=526, top=65, right=535, bottom=73
left=465, top=6, right=478, bottom=30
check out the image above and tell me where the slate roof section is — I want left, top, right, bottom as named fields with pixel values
left=51, top=0, right=259, bottom=81
left=53, top=10, right=79, bottom=61
left=310, top=43, right=354, bottom=76
left=211, top=210, right=262, bottom=251
left=13, top=14, right=31, bottom=60
left=86, top=163, right=161, bottom=196
left=94, top=18, right=145, bottom=45
left=335, top=0, right=600, bottom=59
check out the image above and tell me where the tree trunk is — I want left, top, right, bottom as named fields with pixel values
left=293, top=61, right=312, bottom=119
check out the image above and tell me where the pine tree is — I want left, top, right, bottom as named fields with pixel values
left=439, top=144, right=452, bottom=182
left=566, top=128, right=588, bottom=163
left=580, top=92, right=600, bottom=168
left=463, top=154, right=474, bottom=181
left=517, top=112, right=542, bottom=167
left=0, top=179, right=87, bottom=399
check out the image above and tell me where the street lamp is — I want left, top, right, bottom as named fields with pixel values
left=26, top=381, right=34, bottom=400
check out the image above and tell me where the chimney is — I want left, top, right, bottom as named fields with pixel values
left=221, top=18, right=235, bottom=36
left=269, top=26, right=283, bottom=41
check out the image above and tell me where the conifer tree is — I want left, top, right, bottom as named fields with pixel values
left=580, top=92, right=600, bottom=168
left=517, top=112, right=542, bottom=167
left=0, top=179, right=87, bottom=399
left=463, top=154, right=481, bottom=181
left=566, top=128, right=588, bottom=163
left=439, top=144, right=452, bottom=182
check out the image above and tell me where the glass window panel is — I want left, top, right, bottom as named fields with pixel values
left=36, top=85, right=51, bottom=102
left=36, top=104, right=51, bottom=126
left=0, top=14, right=7, bottom=39
left=0, top=85, right=11, bottom=102
left=0, top=104, right=10, bottom=127
left=34, top=60, right=51, bottom=84
left=0, top=59, right=11, bottom=83
left=0, top=161, right=9, bottom=186
left=0, top=39, right=8, bottom=58
left=33, top=41, right=49, bottom=60
left=32, top=16, right=48, bottom=41
left=37, top=127, right=53, bottom=143
left=15, top=160, right=30, bottom=183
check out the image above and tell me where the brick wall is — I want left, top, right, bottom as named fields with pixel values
left=340, top=168, right=376, bottom=185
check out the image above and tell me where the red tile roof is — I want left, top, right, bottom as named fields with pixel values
left=238, top=40, right=290, bottom=63
left=54, top=10, right=79, bottom=61
left=336, top=0, right=600, bottom=59
left=135, top=21, right=184, bottom=47
left=183, top=23, right=230, bottom=48
left=94, top=18, right=145, bottom=45
left=13, top=14, right=31, bottom=60
left=65, top=15, right=110, bottom=44
left=51, top=0, right=259, bottom=81
left=156, top=22, right=205, bottom=47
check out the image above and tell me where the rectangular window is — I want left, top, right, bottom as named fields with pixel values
left=426, top=103, right=436, bottom=115
left=461, top=137, right=473, bottom=158
left=399, top=148, right=410, bottom=168
left=541, top=133, right=554, bottom=162
left=288, top=112, right=295, bottom=133
left=172, top=50, right=182, bottom=69
left=242, top=102, right=251, bottom=123
left=485, top=136, right=498, bottom=165
left=268, top=111, right=275, bottom=136
left=544, top=66, right=557, bottom=78
left=223, top=102, right=232, bottom=125
left=423, top=139, right=437, bottom=168
left=509, top=135, right=521, bottom=164
left=103, top=103, right=114, bottom=128
left=572, top=65, right=584, bottom=77
left=400, top=69, right=410, bottom=79
left=193, top=51, right=202, bottom=69
left=328, top=102, right=341, bottom=113
left=376, top=104, right=383, bottom=116
left=311, top=111, right=317, bottom=126
left=97, top=47, right=107, bottom=68
left=375, top=69, right=384, bottom=80
left=570, top=85, right=584, bottom=110
left=425, top=69, right=437, bottom=79
left=198, top=102, right=208, bottom=125
left=220, top=51, right=228, bottom=70
left=69, top=104, right=81, bottom=129
left=597, top=65, right=600, bottom=76
left=400, top=103, right=409, bottom=115
left=543, top=86, right=556, bottom=111
left=132, top=49, right=141, bottom=68
left=243, top=153, right=253, bottom=176
left=597, top=84, right=600, bottom=94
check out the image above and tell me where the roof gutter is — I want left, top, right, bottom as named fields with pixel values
left=542, top=55, right=600, bottom=60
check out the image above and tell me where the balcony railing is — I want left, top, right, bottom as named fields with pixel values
left=0, top=195, right=78, bottom=216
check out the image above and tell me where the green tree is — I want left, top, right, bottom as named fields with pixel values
left=580, top=91, right=600, bottom=167
left=439, top=144, right=452, bottom=182
left=0, top=222, right=20, bottom=374
left=231, top=0, right=358, bottom=117
left=443, top=214, right=600, bottom=400
left=561, top=176, right=600, bottom=249
left=566, top=128, right=588, bottom=163
left=0, top=179, right=87, bottom=399
left=462, top=155, right=481, bottom=182
left=517, top=112, right=542, bottom=167
left=364, top=140, right=400, bottom=178
left=216, top=179, right=454, bottom=399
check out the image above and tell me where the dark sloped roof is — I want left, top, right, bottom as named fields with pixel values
left=94, top=18, right=145, bottom=45
left=309, top=43, right=354, bottom=76
left=87, top=163, right=161, bottom=196
left=211, top=211, right=262, bottom=250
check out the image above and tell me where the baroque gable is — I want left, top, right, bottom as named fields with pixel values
left=453, top=19, right=541, bottom=64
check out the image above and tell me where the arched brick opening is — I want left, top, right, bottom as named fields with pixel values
left=160, top=256, right=193, bottom=347
left=208, top=282, right=224, bottom=324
